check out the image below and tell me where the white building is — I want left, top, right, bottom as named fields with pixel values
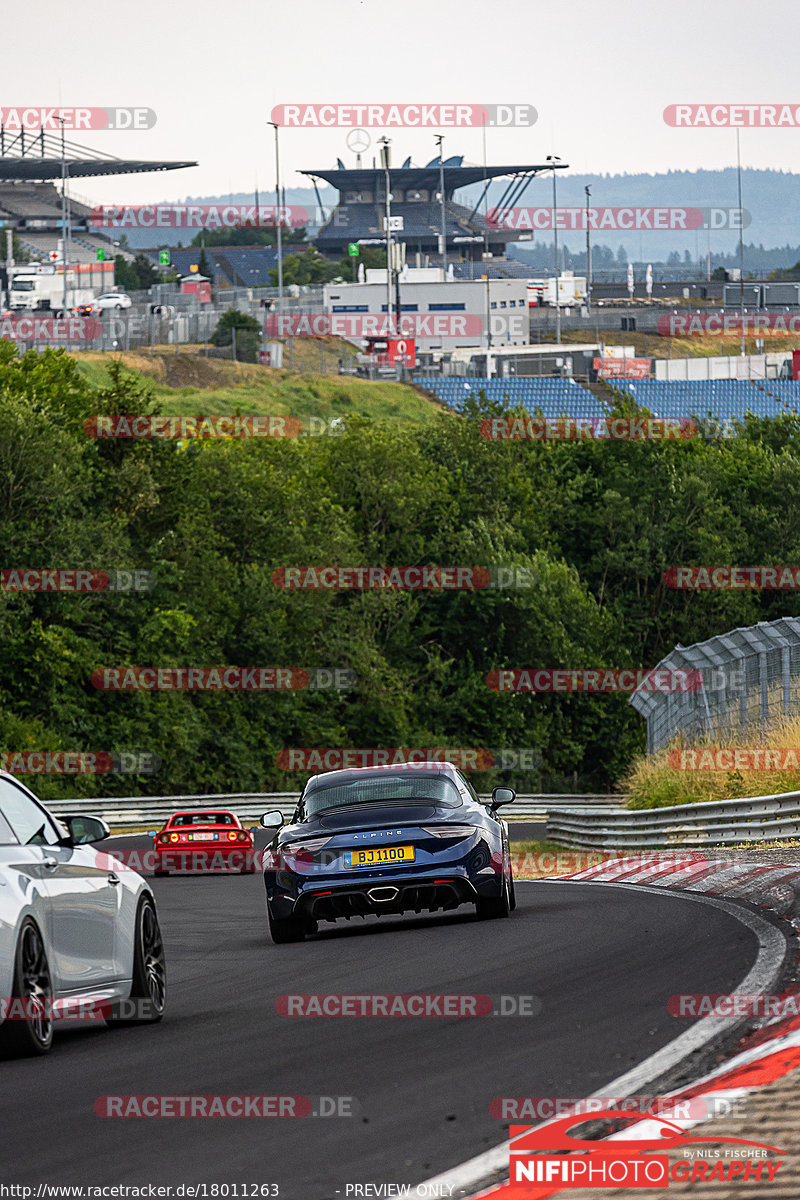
left=323, top=269, right=528, bottom=353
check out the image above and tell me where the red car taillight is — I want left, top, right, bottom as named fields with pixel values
left=157, top=832, right=171, bottom=845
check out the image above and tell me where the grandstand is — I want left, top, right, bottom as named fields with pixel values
left=140, top=244, right=315, bottom=288
left=304, top=154, right=566, bottom=264
left=613, top=378, right=800, bottom=420
left=416, top=377, right=604, bottom=416
left=416, top=376, right=800, bottom=424
left=0, top=125, right=195, bottom=268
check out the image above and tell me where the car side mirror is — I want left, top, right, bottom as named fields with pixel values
left=260, top=809, right=285, bottom=833
left=64, top=815, right=110, bottom=845
left=490, top=787, right=516, bottom=810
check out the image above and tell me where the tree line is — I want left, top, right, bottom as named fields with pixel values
left=3, top=347, right=800, bottom=799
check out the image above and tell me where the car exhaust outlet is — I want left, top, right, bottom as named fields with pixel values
left=368, top=886, right=399, bottom=903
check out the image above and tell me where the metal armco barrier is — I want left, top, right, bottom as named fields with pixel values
left=546, top=790, right=800, bottom=848
left=47, top=792, right=621, bottom=830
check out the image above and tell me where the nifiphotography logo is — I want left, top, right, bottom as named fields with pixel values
left=507, top=1110, right=785, bottom=1190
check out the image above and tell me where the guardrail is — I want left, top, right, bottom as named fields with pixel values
left=545, top=790, right=800, bottom=848
left=46, top=792, right=622, bottom=830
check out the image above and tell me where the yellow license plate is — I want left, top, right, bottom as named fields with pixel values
left=343, top=844, right=415, bottom=869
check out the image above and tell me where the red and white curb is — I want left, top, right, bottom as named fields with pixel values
left=416, top=856, right=800, bottom=1198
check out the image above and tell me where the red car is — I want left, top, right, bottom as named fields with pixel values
left=153, top=810, right=257, bottom=875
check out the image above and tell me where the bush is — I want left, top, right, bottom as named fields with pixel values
left=210, top=309, right=262, bottom=363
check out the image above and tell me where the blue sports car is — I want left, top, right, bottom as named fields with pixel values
left=260, top=761, right=516, bottom=943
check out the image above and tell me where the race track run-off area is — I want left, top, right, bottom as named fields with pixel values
left=1, top=840, right=763, bottom=1200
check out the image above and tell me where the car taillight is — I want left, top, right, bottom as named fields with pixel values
left=169, top=832, right=180, bottom=843
left=157, top=833, right=171, bottom=845
left=420, top=825, right=477, bottom=839
left=284, top=837, right=333, bottom=853
left=236, top=830, right=249, bottom=842
left=227, top=831, right=237, bottom=841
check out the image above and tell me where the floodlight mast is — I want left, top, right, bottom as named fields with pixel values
left=379, top=138, right=393, bottom=335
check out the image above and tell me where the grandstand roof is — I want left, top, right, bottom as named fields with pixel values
left=301, top=156, right=565, bottom=198
left=0, top=127, right=196, bottom=182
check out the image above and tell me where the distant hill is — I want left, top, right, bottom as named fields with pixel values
left=114, top=169, right=799, bottom=264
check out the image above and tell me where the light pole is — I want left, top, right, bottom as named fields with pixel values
left=736, top=129, right=745, bottom=356
left=585, top=185, right=592, bottom=312
left=547, top=156, right=562, bottom=345
left=59, top=117, right=68, bottom=312
left=435, top=133, right=447, bottom=276
left=379, top=137, right=393, bottom=334
left=269, top=122, right=283, bottom=312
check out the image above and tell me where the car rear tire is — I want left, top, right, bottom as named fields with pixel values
left=268, top=906, right=308, bottom=944
left=0, top=919, right=54, bottom=1057
left=107, top=895, right=166, bottom=1025
left=475, top=873, right=511, bottom=920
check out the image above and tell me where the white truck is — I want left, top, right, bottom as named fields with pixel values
left=527, top=274, right=587, bottom=307
left=7, top=269, right=94, bottom=313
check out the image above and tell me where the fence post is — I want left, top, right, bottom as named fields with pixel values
left=759, top=651, right=769, bottom=726
left=783, top=646, right=792, bottom=715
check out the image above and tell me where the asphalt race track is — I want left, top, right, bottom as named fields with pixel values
left=2, top=835, right=760, bottom=1200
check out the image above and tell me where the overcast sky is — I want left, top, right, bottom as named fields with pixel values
left=9, top=0, right=800, bottom=207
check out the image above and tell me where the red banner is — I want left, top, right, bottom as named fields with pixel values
left=593, top=357, right=651, bottom=378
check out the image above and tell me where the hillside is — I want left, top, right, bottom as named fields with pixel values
left=70, top=349, right=446, bottom=425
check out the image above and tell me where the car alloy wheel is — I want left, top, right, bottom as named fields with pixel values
left=0, top=919, right=54, bottom=1057
left=107, top=896, right=166, bottom=1024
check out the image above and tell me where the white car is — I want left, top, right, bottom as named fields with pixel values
left=0, top=771, right=166, bottom=1057
left=91, top=292, right=132, bottom=312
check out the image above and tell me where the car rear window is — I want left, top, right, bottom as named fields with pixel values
left=304, top=774, right=461, bottom=818
left=171, top=812, right=236, bottom=826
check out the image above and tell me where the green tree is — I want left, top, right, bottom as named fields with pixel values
left=113, top=254, right=139, bottom=292
left=190, top=226, right=306, bottom=248
left=268, top=248, right=339, bottom=287
left=197, top=248, right=213, bottom=279
left=210, top=309, right=261, bottom=362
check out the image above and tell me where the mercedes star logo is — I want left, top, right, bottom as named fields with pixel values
left=346, top=128, right=371, bottom=154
